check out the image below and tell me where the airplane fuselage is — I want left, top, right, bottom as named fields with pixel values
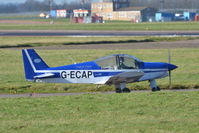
left=34, top=67, right=168, bottom=85
left=22, top=49, right=177, bottom=92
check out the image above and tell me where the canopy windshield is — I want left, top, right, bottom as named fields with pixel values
left=95, top=54, right=141, bottom=70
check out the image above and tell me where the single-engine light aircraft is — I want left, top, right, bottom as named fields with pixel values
left=22, top=49, right=178, bottom=93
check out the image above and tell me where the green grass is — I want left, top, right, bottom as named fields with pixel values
left=0, top=92, right=199, bottom=133
left=0, top=48, right=199, bottom=94
left=0, top=20, right=199, bottom=30
left=0, top=36, right=197, bottom=48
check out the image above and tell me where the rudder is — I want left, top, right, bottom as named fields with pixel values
left=22, top=49, right=49, bottom=81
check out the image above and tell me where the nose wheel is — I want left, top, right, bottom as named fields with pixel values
left=150, top=80, right=161, bottom=92
left=115, top=83, right=131, bottom=93
left=152, top=86, right=161, bottom=92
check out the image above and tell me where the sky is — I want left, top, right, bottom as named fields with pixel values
left=0, top=0, right=74, bottom=4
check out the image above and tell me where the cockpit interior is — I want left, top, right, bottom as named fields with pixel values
left=95, top=54, right=141, bottom=70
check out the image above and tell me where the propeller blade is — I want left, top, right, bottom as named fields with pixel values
left=168, top=49, right=171, bottom=89
left=168, top=49, right=171, bottom=64
left=169, top=70, right=171, bottom=89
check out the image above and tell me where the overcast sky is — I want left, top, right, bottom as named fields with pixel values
left=0, top=0, right=74, bottom=4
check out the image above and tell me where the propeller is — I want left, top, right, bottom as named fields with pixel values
left=168, top=49, right=172, bottom=89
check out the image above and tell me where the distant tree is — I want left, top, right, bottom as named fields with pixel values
left=129, top=0, right=199, bottom=9
left=41, top=0, right=57, bottom=10
left=0, top=3, right=18, bottom=13
left=0, top=0, right=198, bottom=13
left=20, top=0, right=41, bottom=11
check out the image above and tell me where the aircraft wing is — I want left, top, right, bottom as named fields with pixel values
left=105, top=70, right=144, bottom=85
left=34, top=73, right=55, bottom=79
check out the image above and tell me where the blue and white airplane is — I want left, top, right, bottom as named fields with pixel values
left=22, top=49, right=178, bottom=93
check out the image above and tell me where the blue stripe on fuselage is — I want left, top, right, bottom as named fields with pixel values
left=142, top=62, right=168, bottom=69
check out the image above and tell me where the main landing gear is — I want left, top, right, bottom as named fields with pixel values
left=149, top=79, right=161, bottom=92
left=114, top=80, right=161, bottom=93
left=115, top=83, right=131, bottom=93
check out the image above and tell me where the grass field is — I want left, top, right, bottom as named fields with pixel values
left=0, top=19, right=199, bottom=31
left=0, top=92, right=199, bottom=133
left=0, top=47, right=199, bottom=94
left=0, top=36, right=197, bottom=48
left=1, top=17, right=199, bottom=133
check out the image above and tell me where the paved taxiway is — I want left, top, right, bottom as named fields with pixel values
left=1, top=30, right=199, bottom=37
left=0, top=89, right=198, bottom=98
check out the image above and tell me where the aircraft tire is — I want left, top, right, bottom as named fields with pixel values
left=123, top=88, right=131, bottom=93
left=156, top=86, right=161, bottom=91
left=115, top=88, right=122, bottom=93
left=152, top=87, right=157, bottom=92
left=152, top=87, right=161, bottom=92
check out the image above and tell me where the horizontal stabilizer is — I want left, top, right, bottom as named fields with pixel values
left=34, top=73, right=55, bottom=79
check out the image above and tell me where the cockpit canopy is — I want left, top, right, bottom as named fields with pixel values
left=94, top=54, right=142, bottom=70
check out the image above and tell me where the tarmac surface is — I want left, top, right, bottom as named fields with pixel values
left=1, top=30, right=199, bottom=37
left=0, top=89, right=198, bottom=98
left=33, top=39, right=199, bottom=50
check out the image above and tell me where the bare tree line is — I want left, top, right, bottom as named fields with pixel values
left=130, top=0, right=199, bottom=9
left=0, top=0, right=90, bottom=13
left=0, top=0, right=198, bottom=13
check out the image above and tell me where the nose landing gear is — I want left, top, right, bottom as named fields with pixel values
left=149, top=79, right=161, bottom=92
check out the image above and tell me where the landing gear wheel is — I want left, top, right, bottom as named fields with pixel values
left=152, top=87, right=157, bottom=92
left=156, top=86, right=161, bottom=91
left=123, top=88, right=131, bottom=93
left=115, top=88, right=122, bottom=93
left=115, top=83, right=130, bottom=93
left=115, top=88, right=131, bottom=93
left=152, top=86, right=161, bottom=92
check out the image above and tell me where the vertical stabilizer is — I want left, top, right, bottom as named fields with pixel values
left=22, top=49, right=49, bottom=81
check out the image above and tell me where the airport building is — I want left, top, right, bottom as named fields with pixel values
left=91, top=0, right=156, bottom=22
left=100, top=0, right=130, bottom=10
left=50, top=9, right=68, bottom=18
left=155, top=12, right=199, bottom=22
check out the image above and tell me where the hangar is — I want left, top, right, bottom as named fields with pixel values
left=91, top=0, right=156, bottom=22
